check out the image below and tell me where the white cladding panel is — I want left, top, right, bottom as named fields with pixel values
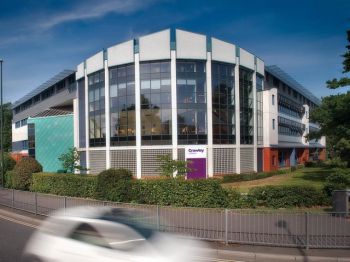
left=176, top=29, right=207, bottom=59
left=239, top=48, right=255, bottom=70
left=12, top=124, right=28, bottom=142
left=107, top=40, right=134, bottom=67
left=262, top=88, right=278, bottom=146
left=256, top=58, right=265, bottom=76
left=139, top=29, right=170, bottom=61
left=86, top=51, right=104, bottom=75
left=211, top=38, right=236, bottom=64
left=76, top=62, right=84, bottom=80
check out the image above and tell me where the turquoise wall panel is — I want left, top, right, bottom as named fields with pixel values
left=28, top=115, right=73, bottom=172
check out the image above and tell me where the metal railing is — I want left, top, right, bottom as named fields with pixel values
left=0, top=187, right=349, bottom=249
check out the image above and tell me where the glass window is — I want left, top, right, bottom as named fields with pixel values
left=88, top=70, right=106, bottom=147
left=140, top=61, right=171, bottom=145
left=272, top=94, right=275, bottom=106
left=239, top=68, right=254, bottom=144
left=110, top=64, right=136, bottom=146
left=15, top=121, right=20, bottom=128
left=212, top=62, right=235, bottom=144
left=177, top=60, right=207, bottom=145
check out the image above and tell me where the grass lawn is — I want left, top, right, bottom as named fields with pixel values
left=222, top=167, right=340, bottom=193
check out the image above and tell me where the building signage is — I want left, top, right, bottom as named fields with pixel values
left=185, top=146, right=207, bottom=179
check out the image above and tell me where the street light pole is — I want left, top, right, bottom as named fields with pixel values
left=0, top=59, right=3, bottom=187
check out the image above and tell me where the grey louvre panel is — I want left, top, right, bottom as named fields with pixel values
left=141, top=149, right=172, bottom=176
left=32, top=109, right=72, bottom=118
left=89, top=150, right=106, bottom=174
left=177, top=148, right=185, bottom=161
left=12, top=141, right=26, bottom=152
left=213, top=148, right=236, bottom=175
left=110, top=150, right=137, bottom=176
left=78, top=79, right=86, bottom=148
left=79, top=151, right=87, bottom=174
left=240, top=148, right=254, bottom=173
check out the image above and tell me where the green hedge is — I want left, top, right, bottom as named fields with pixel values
left=29, top=171, right=330, bottom=209
left=249, top=185, right=329, bottom=208
left=31, top=173, right=97, bottom=198
left=95, top=169, right=133, bottom=202
left=132, top=179, right=228, bottom=208
left=222, top=168, right=292, bottom=183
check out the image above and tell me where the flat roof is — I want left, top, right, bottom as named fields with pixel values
left=12, top=69, right=75, bottom=109
left=265, top=65, right=321, bottom=105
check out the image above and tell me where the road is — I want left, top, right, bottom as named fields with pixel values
left=0, top=215, right=35, bottom=262
left=0, top=209, right=242, bottom=262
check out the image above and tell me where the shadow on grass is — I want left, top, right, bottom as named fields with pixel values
left=296, top=168, right=335, bottom=183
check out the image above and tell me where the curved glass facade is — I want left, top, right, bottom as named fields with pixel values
left=177, top=61, right=207, bottom=145
left=140, top=61, right=172, bottom=145
left=212, top=62, right=235, bottom=144
left=109, top=64, right=136, bottom=146
left=88, top=70, right=105, bottom=147
left=239, top=68, right=254, bottom=144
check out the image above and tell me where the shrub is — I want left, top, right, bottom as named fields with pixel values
left=323, top=169, right=350, bottom=196
left=31, top=173, right=97, bottom=198
left=249, top=185, right=329, bottom=208
left=0, top=152, right=16, bottom=175
left=95, top=169, right=133, bottom=202
left=12, top=157, right=42, bottom=190
left=133, top=179, right=228, bottom=208
left=5, top=170, right=15, bottom=188
left=324, top=157, right=347, bottom=168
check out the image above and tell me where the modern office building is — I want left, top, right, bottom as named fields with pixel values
left=12, top=29, right=325, bottom=176
left=11, top=70, right=76, bottom=169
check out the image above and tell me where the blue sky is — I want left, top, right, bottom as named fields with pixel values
left=0, top=0, right=349, bottom=103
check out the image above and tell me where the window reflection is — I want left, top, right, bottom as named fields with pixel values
left=88, top=70, right=105, bottom=147
left=177, top=61, right=207, bottom=144
left=140, top=61, right=172, bottom=145
left=110, top=64, right=135, bottom=146
left=239, top=68, right=253, bottom=144
left=212, top=62, right=235, bottom=144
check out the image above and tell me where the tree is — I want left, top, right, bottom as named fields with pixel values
left=157, top=154, right=190, bottom=178
left=0, top=103, right=13, bottom=152
left=309, top=29, right=350, bottom=166
left=58, top=147, right=86, bottom=173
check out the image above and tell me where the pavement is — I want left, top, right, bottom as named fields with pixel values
left=0, top=205, right=349, bottom=262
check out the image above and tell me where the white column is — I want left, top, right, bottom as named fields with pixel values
left=253, top=67, right=258, bottom=172
left=235, top=58, right=241, bottom=174
left=206, top=52, right=213, bottom=178
left=135, top=53, right=142, bottom=179
left=73, top=98, right=79, bottom=149
left=104, top=60, right=111, bottom=169
left=84, top=68, right=90, bottom=173
left=171, top=50, right=178, bottom=162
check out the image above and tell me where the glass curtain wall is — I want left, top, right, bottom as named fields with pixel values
left=212, top=62, right=235, bottom=144
left=140, top=61, right=172, bottom=145
left=88, top=70, right=105, bottom=147
left=239, top=68, right=254, bottom=144
left=256, top=75, right=263, bottom=145
left=177, top=61, right=207, bottom=144
left=109, top=64, right=136, bottom=146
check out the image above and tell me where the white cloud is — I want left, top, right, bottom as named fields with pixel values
left=39, top=0, right=157, bottom=30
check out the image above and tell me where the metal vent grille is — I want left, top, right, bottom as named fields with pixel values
left=240, top=148, right=254, bottom=173
left=110, top=150, right=137, bottom=176
left=177, top=148, right=185, bottom=161
left=213, top=148, right=236, bottom=175
left=89, top=150, right=106, bottom=174
left=141, top=149, right=172, bottom=176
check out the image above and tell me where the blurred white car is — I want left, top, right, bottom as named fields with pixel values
left=22, top=206, right=206, bottom=262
